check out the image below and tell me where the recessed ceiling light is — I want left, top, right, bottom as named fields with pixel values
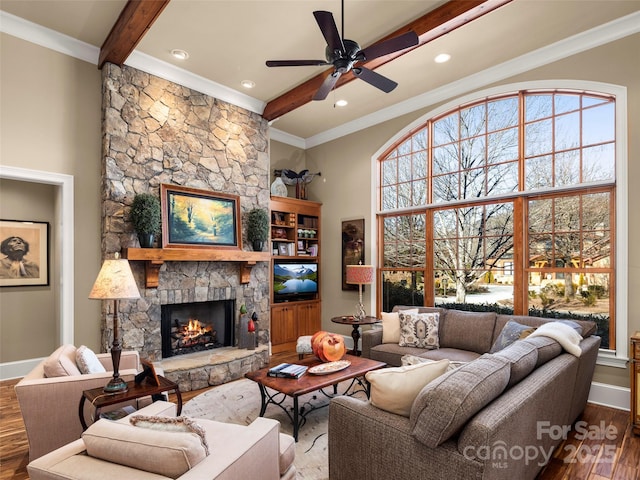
left=241, top=80, right=256, bottom=89
left=435, top=53, right=451, bottom=64
left=334, top=99, right=348, bottom=107
left=171, top=49, right=189, bottom=60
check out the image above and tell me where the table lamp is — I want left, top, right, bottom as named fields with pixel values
left=89, top=252, right=140, bottom=393
left=346, top=263, right=374, bottom=321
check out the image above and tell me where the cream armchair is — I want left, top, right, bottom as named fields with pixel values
left=15, top=345, right=141, bottom=461
left=27, top=401, right=297, bottom=480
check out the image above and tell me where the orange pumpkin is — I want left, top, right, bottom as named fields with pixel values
left=311, top=331, right=346, bottom=362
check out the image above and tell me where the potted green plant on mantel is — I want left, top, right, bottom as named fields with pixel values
left=130, top=193, right=161, bottom=248
left=247, top=208, right=269, bottom=252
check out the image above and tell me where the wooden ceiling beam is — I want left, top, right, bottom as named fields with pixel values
left=98, top=0, right=170, bottom=69
left=262, top=0, right=512, bottom=122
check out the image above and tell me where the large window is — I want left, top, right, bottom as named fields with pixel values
left=378, top=90, right=616, bottom=349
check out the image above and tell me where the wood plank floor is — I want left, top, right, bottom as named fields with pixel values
left=2, top=352, right=638, bottom=480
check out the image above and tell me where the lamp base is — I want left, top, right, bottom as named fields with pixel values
left=354, top=302, right=366, bottom=321
left=104, top=376, right=128, bottom=393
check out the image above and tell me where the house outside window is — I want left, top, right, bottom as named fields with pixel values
left=377, top=88, right=618, bottom=350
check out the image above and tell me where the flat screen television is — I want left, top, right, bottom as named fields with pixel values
left=273, top=261, right=318, bottom=302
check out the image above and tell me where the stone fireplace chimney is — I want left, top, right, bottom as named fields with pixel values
left=99, top=63, right=270, bottom=389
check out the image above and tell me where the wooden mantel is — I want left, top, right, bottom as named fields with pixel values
left=124, top=248, right=271, bottom=288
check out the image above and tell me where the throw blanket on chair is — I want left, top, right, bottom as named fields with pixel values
left=529, top=322, right=583, bottom=357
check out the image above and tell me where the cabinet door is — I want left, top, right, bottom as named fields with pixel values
left=271, top=305, right=297, bottom=345
left=298, top=302, right=320, bottom=336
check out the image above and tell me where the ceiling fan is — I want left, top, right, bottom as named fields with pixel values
left=266, top=1, right=419, bottom=101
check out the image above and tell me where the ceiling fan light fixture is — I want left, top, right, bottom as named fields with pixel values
left=334, top=99, right=348, bottom=107
left=171, top=49, right=189, bottom=60
left=241, top=80, right=256, bottom=89
left=435, top=53, right=451, bottom=63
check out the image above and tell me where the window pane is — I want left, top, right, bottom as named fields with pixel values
left=433, top=144, right=458, bottom=175
left=433, top=112, right=459, bottom=146
left=462, top=167, right=486, bottom=199
left=555, top=111, right=580, bottom=151
left=554, top=151, right=580, bottom=186
left=488, top=127, right=518, bottom=164
left=525, top=155, right=553, bottom=190
left=488, top=162, right=518, bottom=195
left=488, top=97, right=518, bottom=131
left=583, top=103, right=615, bottom=145
left=583, top=144, right=615, bottom=182
left=381, top=185, right=397, bottom=210
left=398, top=155, right=412, bottom=183
left=382, top=158, right=397, bottom=186
left=525, top=119, right=553, bottom=157
left=398, top=139, right=412, bottom=156
left=412, top=179, right=427, bottom=206
left=555, top=94, right=580, bottom=114
left=398, top=182, right=412, bottom=208
left=381, top=270, right=424, bottom=311
left=461, top=103, right=486, bottom=139
left=525, top=94, right=553, bottom=122
left=460, top=137, right=486, bottom=170
left=433, top=174, right=457, bottom=203
left=414, top=129, right=427, bottom=150
left=413, top=151, right=427, bottom=179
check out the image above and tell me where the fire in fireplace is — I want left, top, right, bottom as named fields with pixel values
left=161, top=300, right=235, bottom=358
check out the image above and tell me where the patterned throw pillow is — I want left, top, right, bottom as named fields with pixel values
left=489, top=320, right=536, bottom=353
left=130, top=415, right=209, bottom=454
left=398, top=312, right=439, bottom=349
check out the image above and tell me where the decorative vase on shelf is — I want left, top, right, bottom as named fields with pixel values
left=271, top=177, right=287, bottom=197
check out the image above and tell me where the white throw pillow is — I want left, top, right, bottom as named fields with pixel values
left=365, top=359, right=450, bottom=417
left=381, top=309, right=419, bottom=344
left=76, top=345, right=107, bottom=374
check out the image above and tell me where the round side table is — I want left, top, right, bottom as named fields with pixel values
left=331, top=316, right=380, bottom=356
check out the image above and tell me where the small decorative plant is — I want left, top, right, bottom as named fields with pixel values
left=130, top=193, right=161, bottom=248
left=246, top=208, right=269, bottom=251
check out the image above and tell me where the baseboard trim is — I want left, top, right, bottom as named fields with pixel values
left=588, top=381, right=630, bottom=411
left=0, top=357, right=44, bottom=381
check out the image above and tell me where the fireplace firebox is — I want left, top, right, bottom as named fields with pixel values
left=161, top=300, right=235, bottom=358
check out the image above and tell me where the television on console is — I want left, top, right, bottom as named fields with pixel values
left=273, top=261, right=318, bottom=302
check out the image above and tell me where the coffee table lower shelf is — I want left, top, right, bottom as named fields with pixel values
left=245, top=355, right=385, bottom=441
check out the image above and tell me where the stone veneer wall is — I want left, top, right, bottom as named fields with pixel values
left=100, top=63, right=270, bottom=388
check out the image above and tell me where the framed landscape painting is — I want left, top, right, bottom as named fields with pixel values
left=341, top=218, right=365, bottom=291
left=161, top=184, right=241, bottom=249
left=0, top=219, right=49, bottom=287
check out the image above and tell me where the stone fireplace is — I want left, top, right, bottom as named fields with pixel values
left=99, top=63, right=271, bottom=391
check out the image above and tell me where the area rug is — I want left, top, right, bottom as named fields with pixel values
left=182, top=378, right=367, bottom=480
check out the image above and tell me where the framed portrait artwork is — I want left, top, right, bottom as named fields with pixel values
left=161, top=184, right=241, bottom=249
left=0, top=219, right=49, bottom=287
left=341, top=219, right=365, bottom=291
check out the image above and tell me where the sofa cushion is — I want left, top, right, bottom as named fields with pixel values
left=129, top=415, right=209, bottom=454
left=381, top=309, right=418, bottom=344
left=279, top=433, right=296, bottom=476
left=489, top=320, right=537, bottom=353
left=520, top=336, right=563, bottom=367
left=366, top=359, right=450, bottom=417
left=401, top=354, right=467, bottom=371
left=83, top=419, right=207, bottom=479
left=410, top=355, right=510, bottom=448
left=43, top=344, right=81, bottom=377
left=398, top=311, right=440, bottom=349
left=76, top=345, right=107, bottom=374
left=492, top=340, right=538, bottom=387
left=438, top=310, right=497, bottom=354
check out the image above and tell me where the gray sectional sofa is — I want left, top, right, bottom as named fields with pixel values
left=329, top=306, right=601, bottom=480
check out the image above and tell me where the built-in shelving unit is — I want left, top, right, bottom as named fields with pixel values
left=270, top=196, right=322, bottom=354
left=124, top=248, right=270, bottom=287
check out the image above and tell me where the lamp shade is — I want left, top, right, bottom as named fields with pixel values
left=89, top=258, right=140, bottom=300
left=346, top=264, right=374, bottom=285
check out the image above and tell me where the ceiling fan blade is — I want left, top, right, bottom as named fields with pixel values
left=313, top=71, right=342, bottom=101
left=313, top=10, right=344, bottom=53
left=359, top=31, right=419, bottom=61
left=353, top=67, right=398, bottom=93
left=266, top=60, right=330, bottom=67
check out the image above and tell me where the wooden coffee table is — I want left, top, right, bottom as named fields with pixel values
left=245, top=354, right=385, bottom=441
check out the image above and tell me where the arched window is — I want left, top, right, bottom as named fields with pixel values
left=378, top=89, right=618, bottom=350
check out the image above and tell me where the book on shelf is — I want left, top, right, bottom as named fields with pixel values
left=267, top=363, right=308, bottom=379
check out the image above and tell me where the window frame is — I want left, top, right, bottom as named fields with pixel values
left=373, top=81, right=628, bottom=367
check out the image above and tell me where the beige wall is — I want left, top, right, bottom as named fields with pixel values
left=0, top=180, right=57, bottom=361
left=305, top=33, right=640, bottom=388
left=0, top=33, right=103, bottom=360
